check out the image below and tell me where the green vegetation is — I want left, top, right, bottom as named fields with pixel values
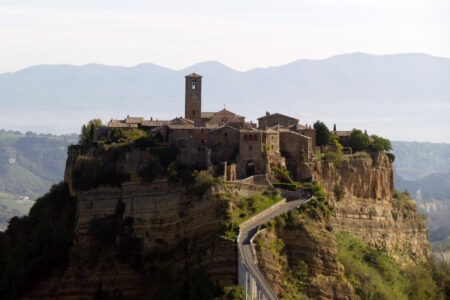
left=0, top=183, right=76, bottom=300
left=391, top=190, right=418, bottom=222
left=71, top=155, right=130, bottom=190
left=313, top=121, right=330, bottom=146
left=369, top=135, right=392, bottom=152
left=323, top=150, right=343, bottom=168
left=336, top=231, right=448, bottom=300
left=80, top=119, right=103, bottom=144
left=217, top=191, right=283, bottom=239
left=215, top=285, right=244, bottom=300
left=87, top=200, right=142, bottom=269
left=350, top=129, right=370, bottom=152
left=0, top=129, right=77, bottom=230
left=334, top=184, right=346, bottom=201
left=298, top=182, right=333, bottom=220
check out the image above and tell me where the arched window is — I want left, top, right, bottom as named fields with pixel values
left=192, top=79, right=196, bottom=90
left=193, top=110, right=195, bottom=116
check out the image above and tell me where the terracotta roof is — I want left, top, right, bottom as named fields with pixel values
left=185, top=73, right=202, bottom=78
left=331, top=130, right=352, bottom=136
left=142, top=120, right=170, bottom=126
left=125, top=117, right=144, bottom=124
left=201, top=112, right=215, bottom=119
left=257, top=112, right=298, bottom=122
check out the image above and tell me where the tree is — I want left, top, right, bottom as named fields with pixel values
left=314, top=121, right=330, bottom=146
left=80, top=119, right=103, bottom=144
left=369, top=135, right=392, bottom=152
left=349, top=129, right=370, bottom=151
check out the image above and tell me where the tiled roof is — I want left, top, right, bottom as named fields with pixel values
left=185, top=73, right=202, bottom=78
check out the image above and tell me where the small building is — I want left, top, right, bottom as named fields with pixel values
left=257, top=112, right=299, bottom=128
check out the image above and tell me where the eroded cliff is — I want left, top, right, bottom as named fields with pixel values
left=26, top=145, right=237, bottom=299
left=309, top=153, right=430, bottom=264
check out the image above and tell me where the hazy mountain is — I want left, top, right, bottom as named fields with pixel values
left=1, top=53, right=449, bottom=142
left=0, top=130, right=77, bottom=230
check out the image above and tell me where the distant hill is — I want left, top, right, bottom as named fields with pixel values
left=392, top=141, right=450, bottom=181
left=0, top=130, right=77, bottom=230
left=393, top=141, right=450, bottom=247
left=1, top=53, right=449, bottom=142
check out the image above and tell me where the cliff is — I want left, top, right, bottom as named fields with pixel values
left=26, top=145, right=237, bottom=299
left=309, top=153, right=430, bottom=264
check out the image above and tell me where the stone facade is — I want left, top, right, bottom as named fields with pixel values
left=105, top=73, right=317, bottom=180
left=258, top=112, right=298, bottom=128
left=185, top=73, right=202, bottom=124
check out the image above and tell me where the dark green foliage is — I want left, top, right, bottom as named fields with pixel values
left=72, top=156, right=129, bottom=190
left=80, top=119, right=103, bottom=144
left=273, top=182, right=298, bottom=191
left=150, top=147, right=179, bottom=168
left=186, top=170, right=216, bottom=199
left=350, top=129, right=370, bottom=152
left=369, top=135, right=392, bottom=152
left=298, top=182, right=333, bottom=220
left=154, top=272, right=222, bottom=300
left=110, top=128, right=124, bottom=142
left=272, top=166, right=294, bottom=184
left=87, top=200, right=143, bottom=269
left=0, top=182, right=76, bottom=300
left=334, top=184, right=346, bottom=201
left=313, top=121, right=330, bottom=146
left=386, top=152, right=395, bottom=162
left=218, top=285, right=244, bottom=300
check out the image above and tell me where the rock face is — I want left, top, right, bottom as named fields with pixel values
left=26, top=146, right=236, bottom=299
left=309, top=153, right=430, bottom=263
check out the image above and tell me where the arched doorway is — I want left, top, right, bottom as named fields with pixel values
left=246, top=161, right=256, bottom=177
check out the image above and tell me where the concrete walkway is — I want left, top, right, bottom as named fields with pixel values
left=237, top=196, right=310, bottom=300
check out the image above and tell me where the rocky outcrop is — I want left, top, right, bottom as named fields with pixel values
left=309, top=153, right=430, bottom=264
left=27, top=146, right=237, bottom=299
left=255, top=218, right=354, bottom=299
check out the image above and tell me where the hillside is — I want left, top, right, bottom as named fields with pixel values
left=0, top=130, right=77, bottom=230
left=1, top=53, right=450, bottom=142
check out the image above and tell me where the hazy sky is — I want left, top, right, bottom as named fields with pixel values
left=0, top=0, right=449, bottom=73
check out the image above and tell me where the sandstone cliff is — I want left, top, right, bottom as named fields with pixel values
left=309, top=153, right=430, bottom=264
left=26, top=146, right=237, bottom=299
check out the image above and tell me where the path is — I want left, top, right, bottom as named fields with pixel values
left=237, top=195, right=310, bottom=300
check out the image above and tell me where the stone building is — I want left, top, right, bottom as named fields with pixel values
left=105, top=73, right=317, bottom=180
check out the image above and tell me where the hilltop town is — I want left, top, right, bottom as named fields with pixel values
left=100, top=73, right=354, bottom=182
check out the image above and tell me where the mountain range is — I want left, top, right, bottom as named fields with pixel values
left=1, top=53, right=449, bottom=142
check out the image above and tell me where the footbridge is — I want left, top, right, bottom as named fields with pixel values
left=236, top=191, right=310, bottom=300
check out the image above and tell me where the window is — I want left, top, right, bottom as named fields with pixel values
left=192, top=79, right=196, bottom=90
left=244, top=135, right=248, bottom=141
left=254, top=135, right=258, bottom=141
left=249, top=145, right=253, bottom=150
left=224, top=132, right=228, bottom=137
left=193, top=110, right=195, bottom=116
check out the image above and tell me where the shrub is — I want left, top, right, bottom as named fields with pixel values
left=80, top=119, right=103, bottom=144
left=386, top=152, right=395, bottom=162
left=324, top=151, right=342, bottom=168
left=0, top=183, right=76, bottom=299
left=314, top=121, right=330, bottom=146
left=72, top=156, right=129, bottom=190
left=369, top=135, right=392, bottom=153
left=273, top=182, right=298, bottom=191
left=334, top=184, right=346, bottom=201
left=187, top=170, right=215, bottom=199
left=350, top=129, right=370, bottom=151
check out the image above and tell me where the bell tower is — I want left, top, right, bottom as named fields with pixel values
left=185, top=73, right=202, bottom=124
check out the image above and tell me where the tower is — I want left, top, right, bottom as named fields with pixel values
left=185, top=73, right=202, bottom=124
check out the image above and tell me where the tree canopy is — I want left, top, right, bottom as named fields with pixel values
left=349, top=129, right=370, bottom=151
left=313, top=121, right=330, bottom=146
left=80, top=119, right=103, bottom=144
left=370, top=135, right=392, bottom=152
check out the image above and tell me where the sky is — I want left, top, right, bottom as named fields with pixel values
left=0, top=0, right=449, bottom=73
